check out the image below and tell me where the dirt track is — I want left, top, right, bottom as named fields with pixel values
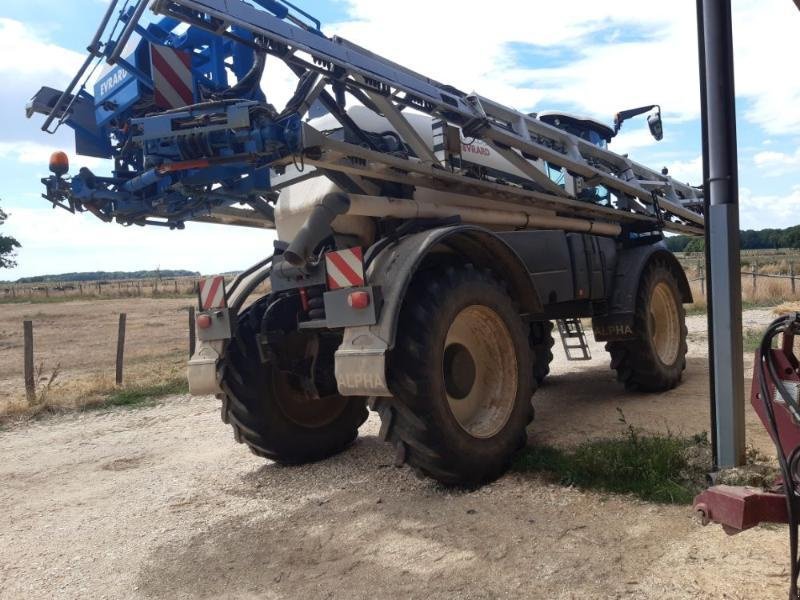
left=0, top=308, right=790, bottom=599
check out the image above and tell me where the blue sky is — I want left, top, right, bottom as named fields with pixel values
left=0, top=0, right=798, bottom=280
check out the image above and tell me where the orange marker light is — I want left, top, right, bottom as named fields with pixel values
left=49, top=151, right=70, bottom=177
left=196, top=314, right=213, bottom=330
left=347, top=291, right=371, bottom=310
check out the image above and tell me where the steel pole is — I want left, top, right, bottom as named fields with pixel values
left=696, top=0, right=717, bottom=467
left=697, top=0, right=745, bottom=468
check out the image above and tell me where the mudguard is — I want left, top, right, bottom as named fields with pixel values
left=592, top=242, right=692, bottom=342
left=335, top=225, right=543, bottom=396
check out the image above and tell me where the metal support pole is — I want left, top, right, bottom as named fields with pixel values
left=698, top=0, right=745, bottom=468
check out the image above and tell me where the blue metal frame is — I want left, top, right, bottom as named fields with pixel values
left=29, top=0, right=305, bottom=227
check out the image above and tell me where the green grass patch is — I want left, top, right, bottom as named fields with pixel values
left=686, top=299, right=792, bottom=317
left=98, top=378, right=189, bottom=410
left=515, top=421, right=709, bottom=505
left=743, top=327, right=766, bottom=353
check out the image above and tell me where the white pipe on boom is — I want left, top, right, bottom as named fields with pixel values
left=345, top=195, right=622, bottom=237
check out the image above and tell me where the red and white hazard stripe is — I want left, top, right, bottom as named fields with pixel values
left=150, top=45, right=194, bottom=110
left=198, top=276, right=227, bottom=310
left=325, top=248, right=366, bottom=290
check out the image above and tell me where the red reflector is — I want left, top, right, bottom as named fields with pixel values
left=347, top=291, right=371, bottom=310
left=197, top=314, right=213, bottom=330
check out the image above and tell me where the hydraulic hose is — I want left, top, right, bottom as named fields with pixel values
left=219, top=51, right=267, bottom=100
left=757, top=315, right=800, bottom=600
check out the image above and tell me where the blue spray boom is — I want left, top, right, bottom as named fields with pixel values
left=27, top=0, right=705, bottom=235
left=26, top=0, right=321, bottom=228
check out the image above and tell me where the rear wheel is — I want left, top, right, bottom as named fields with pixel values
left=375, top=266, right=534, bottom=486
left=606, top=261, right=688, bottom=392
left=220, top=296, right=368, bottom=464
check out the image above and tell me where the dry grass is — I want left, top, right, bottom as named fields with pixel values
left=774, top=302, right=800, bottom=316
left=0, top=297, right=194, bottom=419
left=1, top=355, right=188, bottom=422
left=686, top=262, right=800, bottom=313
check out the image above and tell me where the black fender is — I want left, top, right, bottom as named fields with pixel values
left=334, top=225, right=542, bottom=397
left=368, top=225, right=543, bottom=349
left=593, top=242, right=692, bottom=342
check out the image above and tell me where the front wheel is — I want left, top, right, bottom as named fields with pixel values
left=375, top=265, right=534, bottom=486
left=606, top=260, right=688, bottom=392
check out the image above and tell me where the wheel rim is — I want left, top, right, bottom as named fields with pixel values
left=271, top=333, right=350, bottom=429
left=443, top=305, right=518, bottom=439
left=649, top=281, right=681, bottom=366
left=273, top=372, right=350, bottom=428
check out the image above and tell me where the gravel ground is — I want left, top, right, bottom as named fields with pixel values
left=0, top=308, right=790, bottom=599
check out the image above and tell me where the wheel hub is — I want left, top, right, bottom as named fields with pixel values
left=444, top=343, right=477, bottom=400
left=443, top=305, right=518, bottom=439
left=650, top=281, right=681, bottom=366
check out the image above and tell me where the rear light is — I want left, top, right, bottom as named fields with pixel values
left=197, top=314, right=213, bottom=330
left=347, top=291, right=371, bottom=310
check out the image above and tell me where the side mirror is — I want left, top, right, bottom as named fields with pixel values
left=647, top=110, right=664, bottom=141
left=614, top=104, right=663, bottom=142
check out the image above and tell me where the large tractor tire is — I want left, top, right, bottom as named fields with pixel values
left=606, top=260, right=688, bottom=392
left=220, top=296, right=368, bottom=464
left=530, top=321, right=555, bottom=385
left=375, top=265, right=534, bottom=487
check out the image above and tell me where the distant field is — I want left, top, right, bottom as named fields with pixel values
left=679, top=250, right=800, bottom=311
left=0, top=297, right=193, bottom=417
left=0, top=277, right=200, bottom=303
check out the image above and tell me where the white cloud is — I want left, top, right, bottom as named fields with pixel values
left=666, top=155, right=703, bottom=185
left=740, top=186, right=800, bottom=231
left=754, top=148, right=800, bottom=177
left=732, top=0, right=800, bottom=135
left=609, top=127, right=659, bottom=155
left=2, top=205, right=277, bottom=279
left=330, top=1, right=697, bottom=119
left=0, top=141, right=109, bottom=172
left=0, top=18, right=83, bottom=77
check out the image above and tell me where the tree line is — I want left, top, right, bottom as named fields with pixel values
left=12, top=270, right=201, bottom=284
left=666, top=224, right=800, bottom=253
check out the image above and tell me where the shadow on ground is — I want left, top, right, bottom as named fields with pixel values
left=136, top=360, right=718, bottom=599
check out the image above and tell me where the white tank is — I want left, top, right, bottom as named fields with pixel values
left=274, top=105, right=560, bottom=244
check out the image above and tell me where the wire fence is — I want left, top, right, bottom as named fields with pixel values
left=686, top=267, right=800, bottom=303
left=0, top=277, right=200, bottom=301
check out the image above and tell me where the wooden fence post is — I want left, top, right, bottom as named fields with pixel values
left=116, top=314, right=127, bottom=386
left=752, top=262, right=758, bottom=297
left=792, top=263, right=797, bottom=296
left=24, top=321, right=35, bottom=404
left=188, top=307, right=197, bottom=358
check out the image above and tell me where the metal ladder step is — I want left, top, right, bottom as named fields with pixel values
left=557, top=318, right=592, bottom=362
